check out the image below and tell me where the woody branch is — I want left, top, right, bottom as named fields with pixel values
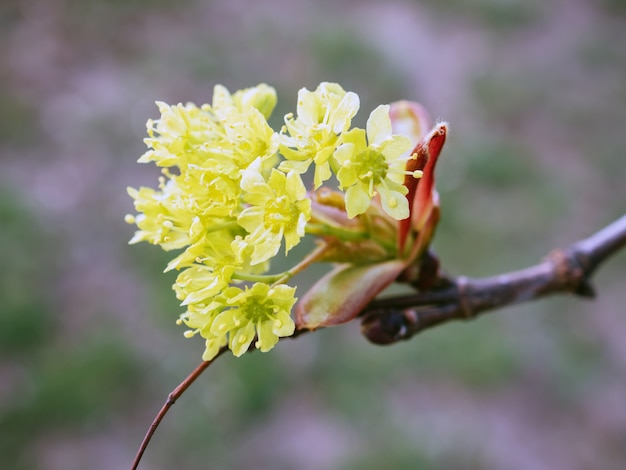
left=361, top=214, right=626, bottom=344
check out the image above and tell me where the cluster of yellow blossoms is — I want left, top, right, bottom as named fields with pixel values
left=126, top=82, right=422, bottom=360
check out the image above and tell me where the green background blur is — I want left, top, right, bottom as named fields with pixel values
left=1, top=0, right=626, bottom=469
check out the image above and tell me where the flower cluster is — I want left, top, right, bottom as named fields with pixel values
left=126, top=82, right=424, bottom=360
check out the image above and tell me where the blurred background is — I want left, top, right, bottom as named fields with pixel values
left=1, top=0, right=626, bottom=468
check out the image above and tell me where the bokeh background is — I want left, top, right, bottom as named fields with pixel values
left=1, top=0, right=626, bottom=468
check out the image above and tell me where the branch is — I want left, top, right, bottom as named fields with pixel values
left=130, top=215, right=626, bottom=467
left=361, top=214, right=626, bottom=345
left=130, top=346, right=228, bottom=470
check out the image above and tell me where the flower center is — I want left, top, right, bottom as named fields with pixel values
left=263, top=196, right=299, bottom=233
left=353, top=149, right=387, bottom=185
left=241, top=298, right=273, bottom=322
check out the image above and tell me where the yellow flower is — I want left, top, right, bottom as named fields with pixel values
left=128, top=82, right=440, bottom=362
left=279, top=82, right=360, bottom=188
left=128, top=84, right=284, bottom=264
left=212, top=83, right=277, bottom=119
left=126, top=177, right=198, bottom=251
left=139, top=84, right=279, bottom=177
left=220, top=105, right=279, bottom=172
left=210, top=283, right=296, bottom=356
left=139, top=101, right=220, bottom=169
left=170, top=230, right=269, bottom=302
left=178, top=166, right=242, bottom=218
left=174, top=264, right=236, bottom=306
left=237, top=159, right=311, bottom=265
left=178, top=282, right=296, bottom=359
left=334, top=105, right=414, bottom=220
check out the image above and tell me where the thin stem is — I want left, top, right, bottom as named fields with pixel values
left=231, top=243, right=330, bottom=285
left=364, top=211, right=400, bottom=252
left=272, top=242, right=330, bottom=286
left=306, top=223, right=370, bottom=242
left=573, top=214, right=626, bottom=275
left=306, top=222, right=396, bottom=252
left=130, top=346, right=228, bottom=470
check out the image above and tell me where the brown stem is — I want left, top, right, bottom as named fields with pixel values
left=362, top=214, right=626, bottom=345
left=130, top=346, right=228, bottom=470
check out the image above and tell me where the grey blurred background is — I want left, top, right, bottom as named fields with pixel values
left=1, top=0, right=626, bottom=469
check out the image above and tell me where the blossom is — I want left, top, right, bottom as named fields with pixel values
left=212, top=83, right=277, bottom=119
left=139, top=101, right=220, bottom=169
left=237, top=159, right=311, bottom=265
left=126, top=176, right=198, bottom=251
left=174, top=263, right=236, bottom=306
left=210, top=283, right=297, bottom=356
left=127, top=82, right=445, bottom=361
left=170, top=229, right=269, bottom=303
left=279, top=82, right=360, bottom=188
left=178, top=282, right=296, bottom=359
left=220, top=105, right=280, bottom=172
left=334, top=105, right=415, bottom=220
left=178, top=166, right=242, bottom=218
left=138, top=84, right=279, bottom=175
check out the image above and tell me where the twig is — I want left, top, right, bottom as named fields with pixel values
left=131, top=346, right=228, bottom=470
left=362, top=214, right=626, bottom=344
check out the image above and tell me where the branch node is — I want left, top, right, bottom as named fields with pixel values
left=456, top=276, right=474, bottom=318
left=546, top=248, right=596, bottom=298
left=568, top=250, right=597, bottom=298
